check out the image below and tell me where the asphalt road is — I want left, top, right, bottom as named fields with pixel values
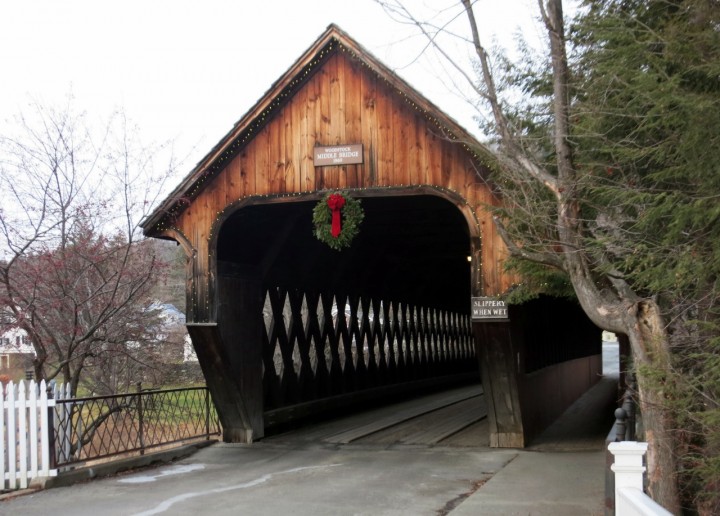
left=2, top=442, right=518, bottom=516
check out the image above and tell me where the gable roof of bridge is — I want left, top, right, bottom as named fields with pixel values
left=141, top=24, right=494, bottom=234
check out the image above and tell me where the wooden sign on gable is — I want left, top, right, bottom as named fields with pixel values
left=314, top=144, right=363, bottom=166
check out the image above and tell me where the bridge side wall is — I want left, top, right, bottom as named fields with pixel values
left=519, top=355, right=602, bottom=441
left=514, top=296, right=603, bottom=442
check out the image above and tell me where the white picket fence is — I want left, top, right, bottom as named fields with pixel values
left=1, top=380, right=58, bottom=490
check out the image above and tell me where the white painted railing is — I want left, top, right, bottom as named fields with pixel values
left=1, top=380, right=58, bottom=489
left=608, top=441, right=672, bottom=516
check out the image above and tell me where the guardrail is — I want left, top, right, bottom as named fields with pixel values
left=52, top=384, right=221, bottom=469
left=608, top=442, right=672, bottom=516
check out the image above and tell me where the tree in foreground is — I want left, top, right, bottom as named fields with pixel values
left=572, top=1, right=720, bottom=511
left=0, top=102, right=182, bottom=396
left=378, top=0, right=719, bottom=512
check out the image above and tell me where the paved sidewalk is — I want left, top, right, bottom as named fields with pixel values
left=452, top=450, right=606, bottom=515
left=452, top=373, right=618, bottom=515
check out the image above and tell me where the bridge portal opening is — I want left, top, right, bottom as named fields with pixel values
left=216, top=194, right=479, bottom=433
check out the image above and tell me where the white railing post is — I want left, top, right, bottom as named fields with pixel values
left=609, top=441, right=646, bottom=495
left=609, top=441, right=672, bottom=516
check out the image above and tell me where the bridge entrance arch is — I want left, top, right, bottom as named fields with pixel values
left=213, top=190, right=479, bottom=436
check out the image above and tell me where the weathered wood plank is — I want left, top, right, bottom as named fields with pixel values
left=263, top=378, right=480, bottom=440
left=329, top=53, right=345, bottom=190
left=410, top=113, right=427, bottom=185
left=187, top=323, right=258, bottom=442
left=323, top=384, right=483, bottom=444
left=397, top=395, right=488, bottom=444
left=360, top=60, right=377, bottom=187
left=238, top=147, right=254, bottom=198
left=282, top=108, right=297, bottom=194
left=304, top=74, right=323, bottom=191
left=294, top=79, right=314, bottom=192
left=331, top=53, right=346, bottom=144
left=251, top=125, right=270, bottom=195
left=474, top=321, right=525, bottom=448
left=392, top=101, right=410, bottom=186
left=376, top=83, right=394, bottom=186
left=343, top=52, right=363, bottom=188
left=268, top=110, right=284, bottom=194
left=223, top=155, right=240, bottom=206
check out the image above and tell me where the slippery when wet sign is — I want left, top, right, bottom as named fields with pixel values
left=471, top=297, right=509, bottom=322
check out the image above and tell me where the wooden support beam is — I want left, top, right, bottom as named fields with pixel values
left=474, top=322, right=525, bottom=447
left=217, top=264, right=265, bottom=440
left=186, top=262, right=265, bottom=443
left=186, top=324, right=258, bottom=442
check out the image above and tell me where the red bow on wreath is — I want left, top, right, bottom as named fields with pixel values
left=327, top=194, right=346, bottom=238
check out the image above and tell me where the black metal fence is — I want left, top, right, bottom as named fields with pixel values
left=52, top=386, right=221, bottom=468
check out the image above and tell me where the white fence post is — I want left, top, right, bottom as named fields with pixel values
left=7, top=381, right=17, bottom=489
left=1, top=380, right=58, bottom=490
left=53, top=381, right=73, bottom=464
left=0, top=380, right=6, bottom=489
left=39, top=381, right=53, bottom=477
left=608, top=441, right=672, bottom=516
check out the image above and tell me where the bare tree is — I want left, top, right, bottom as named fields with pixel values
left=0, top=101, right=180, bottom=396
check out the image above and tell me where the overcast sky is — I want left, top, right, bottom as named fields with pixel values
left=1, top=0, right=549, bottom=171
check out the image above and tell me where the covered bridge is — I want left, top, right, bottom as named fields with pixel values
left=141, top=25, right=601, bottom=447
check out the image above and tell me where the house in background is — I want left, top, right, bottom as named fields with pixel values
left=1, top=302, right=198, bottom=386
left=150, top=302, right=197, bottom=363
left=0, top=326, right=36, bottom=382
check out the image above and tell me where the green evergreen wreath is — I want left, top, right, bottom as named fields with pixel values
left=313, top=192, right=364, bottom=251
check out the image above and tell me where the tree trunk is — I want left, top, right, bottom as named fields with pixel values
left=626, top=300, right=681, bottom=514
left=32, top=357, right=45, bottom=383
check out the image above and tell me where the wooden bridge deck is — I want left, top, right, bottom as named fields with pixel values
left=262, top=383, right=490, bottom=448
left=261, top=371, right=619, bottom=451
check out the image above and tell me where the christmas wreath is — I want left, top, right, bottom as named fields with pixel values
left=313, top=192, right=364, bottom=251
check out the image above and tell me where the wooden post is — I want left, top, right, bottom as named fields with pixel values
left=217, top=266, right=264, bottom=440
left=136, top=382, right=145, bottom=455
left=473, top=322, right=525, bottom=447
left=187, top=323, right=260, bottom=443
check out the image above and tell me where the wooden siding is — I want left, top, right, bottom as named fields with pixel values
left=156, top=48, right=513, bottom=322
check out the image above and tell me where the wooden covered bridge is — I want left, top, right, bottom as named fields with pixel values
left=141, top=25, right=602, bottom=448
